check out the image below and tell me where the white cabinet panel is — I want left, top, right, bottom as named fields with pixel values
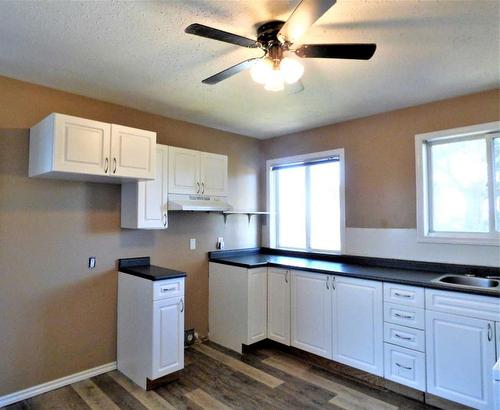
left=152, top=296, right=184, bottom=380
left=383, top=283, right=424, bottom=308
left=111, top=124, right=155, bottom=179
left=267, top=268, right=291, bottom=345
left=426, top=310, right=495, bottom=410
left=384, top=343, right=425, bottom=391
left=200, top=152, right=228, bottom=196
left=247, top=268, right=268, bottom=344
left=332, top=276, right=383, bottom=376
left=168, top=147, right=200, bottom=194
left=384, top=322, right=425, bottom=352
left=121, top=145, right=168, bottom=229
left=384, top=302, right=425, bottom=330
left=291, top=270, right=332, bottom=359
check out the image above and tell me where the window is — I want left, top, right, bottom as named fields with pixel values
left=267, top=149, right=345, bottom=253
left=416, top=122, right=500, bottom=245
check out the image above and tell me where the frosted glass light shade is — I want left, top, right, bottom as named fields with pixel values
left=250, top=58, right=273, bottom=84
left=264, top=68, right=285, bottom=91
left=280, top=57, right=304, bottom=84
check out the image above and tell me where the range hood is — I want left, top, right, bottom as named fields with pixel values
left=168, top=194, right=232, bottom=212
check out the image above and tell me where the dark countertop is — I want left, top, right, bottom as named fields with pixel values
left=118, top=257, right=186, bottom=281
left=209, top=250, right=500, bottom=297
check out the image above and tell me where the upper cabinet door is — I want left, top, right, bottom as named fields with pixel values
left=426, top=311, right=495, bottom=410
left=291, top=270, right=332, bottom=359
left=332, top=276, right=384, bottom=376
left=110, top=124, right=156, bottom=180
left=267, top=268, right=291, bottom=345
left=168, top=147, right=200, bottom=194
left=200, top=152, right=228, bottom=196
left=53, top=114, right=111, bottom=176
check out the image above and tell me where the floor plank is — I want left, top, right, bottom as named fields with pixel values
left=184, top=388, right=231, bottom=410
left=193, top=343, right=284, bottom=388
left=72, top=379, right=119, bottom=410
left=90, top=373, right=148, bottom=410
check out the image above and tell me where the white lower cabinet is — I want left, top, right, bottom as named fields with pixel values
left=426, top=310, right=496, bottom=409
left=384, top=343, right=425, bottom=391
left=248, top=268, right=268, bottom=344
left=267, top=268, right=291, bottom=345
left=332, top=276, right=384, bottom=376
left=291, top=270, right=332, bottom=359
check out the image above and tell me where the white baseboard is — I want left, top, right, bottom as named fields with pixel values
left=0, top=362, right=117, bottom=407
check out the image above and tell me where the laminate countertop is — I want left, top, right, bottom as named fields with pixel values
left=118, top=257, right=186, bottom=281
left=209, top=251, right=500, bottom=297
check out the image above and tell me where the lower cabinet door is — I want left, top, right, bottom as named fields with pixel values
left=384, top=343, right=425, bottom=391
left=152, top=296, right=184, bottom=380
left=426, top=310, right=495, bottom=410
left=247, top=268, right=268, bottom=344
left=267, top=268, right=291, bottom=345
left=291, top=270, right=332, bottom=359
left=332, top=276, right=384, bottom=376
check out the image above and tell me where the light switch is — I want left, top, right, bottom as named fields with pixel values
left=189, top=238, right=196, bottom=250
left=88, top=257, right=96, bottom=269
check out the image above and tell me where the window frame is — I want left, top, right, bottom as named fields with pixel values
left=415, top=121, right=500, bottom=246
left=266, top=149, right=346, bottom=254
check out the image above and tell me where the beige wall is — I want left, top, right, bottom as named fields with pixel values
left=261, top=89, right=500, bottom=228
left=0, top=75, right=261, bottom=395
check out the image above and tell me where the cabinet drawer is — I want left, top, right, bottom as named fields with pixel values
left=384, top=343, right=425, bottom=391
left=384, top=283, right=424, bottom=308
left=384, top=303, right=424, bottom=330
left=384, top=322, right=425, bottom=352
left=425, top=288, right=500, bottom=321
left=153, top=278, right=185, bottom=300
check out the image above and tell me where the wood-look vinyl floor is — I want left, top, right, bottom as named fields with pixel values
left=4, top=342, right=437, bottom=410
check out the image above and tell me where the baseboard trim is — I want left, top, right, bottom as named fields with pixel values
left=0, top=362, right=117, bottom=407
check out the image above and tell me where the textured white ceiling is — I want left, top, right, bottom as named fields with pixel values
left=0, top=1, right=498, bottom=139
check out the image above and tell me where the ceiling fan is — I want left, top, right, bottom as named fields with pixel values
left=185, top=0, right=376, bottom=92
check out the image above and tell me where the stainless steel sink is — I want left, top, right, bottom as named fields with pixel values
left=433, top=274, right=500, bottom=289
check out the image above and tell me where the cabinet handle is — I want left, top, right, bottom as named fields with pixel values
left=395, top=333, right=412, bottom=341
left=285, top=270, right=288, bottom=283
left=196, top=182, right=200, bottom=194
left=488, top=323, right=492, bottom=341
left=326, top=276, right=330, bottom=290
left=394, top=313, right=413, bottom=319
left=163, top=213, right=167, bottom=227
left=201, top=182, right=205, bottom=194
left=112, top=158, right=117, bottom=174
left=394, top=292, right=412, bottom=298
left=179, top=298, right=184, bottom=313
left=332, top=276, right=335, bottom=290
left=104, top=157, right=109, bottom=173
left=395, top=363, right=412, bottom=370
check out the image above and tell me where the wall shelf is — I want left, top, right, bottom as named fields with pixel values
left=222, top=211, right=270, bottom=224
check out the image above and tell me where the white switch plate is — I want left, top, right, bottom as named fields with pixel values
left=189, top=238, right=196, bottom=250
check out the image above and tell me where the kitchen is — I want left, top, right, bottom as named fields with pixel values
left=0, top=1, right=499, bottom=410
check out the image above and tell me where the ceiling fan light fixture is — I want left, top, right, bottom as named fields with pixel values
left=264, top=68, right=285, bottom=91
left=280, top=57, right=304, bottom=84
left=250, top=58, right=273, bottom=84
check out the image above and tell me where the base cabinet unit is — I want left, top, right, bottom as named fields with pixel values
left=332, top=277, right=384, bottom=376
left=29, top=113, right=156, bottom=182
left=267, top=268, right=291, bottom=345
left=117, top=273, right=184, bottom=389
left=121, top=145, right=168, bottom=229
left=384, top=343, right=425, bottom=391
left=291, top=270, right=332, bottom=359
left=208, top=263, right=267, bottom=353
left=425, top=289, right=499, bottom=410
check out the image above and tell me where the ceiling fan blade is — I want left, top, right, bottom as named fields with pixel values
left=278, top=0, right=337, bottom=45
left=295, top=43, right=376, bottom=60
left=286, top=80, right=305, bottom=94
left=202, top=58, right=260, bottom=84
left=185, top=23, right=259, bottom=48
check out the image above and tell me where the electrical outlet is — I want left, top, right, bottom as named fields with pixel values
left=88, top=257, right=96, bottom=269
left=216, top=237, right=224, bottom=250
left=189, top=238, right=196, bottom=250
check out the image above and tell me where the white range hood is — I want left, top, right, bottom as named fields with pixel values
left=168, top=194, right=232, bottom=212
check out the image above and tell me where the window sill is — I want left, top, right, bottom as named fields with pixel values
left=417, top=233, right=500, bottom=247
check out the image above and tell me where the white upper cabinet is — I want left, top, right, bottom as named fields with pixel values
left=29, top=113, right=156, bottom=182
left=168, top=146, right=228, bottom=196
left=110, top=124, right=156, bottom=179
left=267, top=268, right=291, bottom=345
left=332, top=276, right=384, bottom=376
left=291, top=270, right=332, bottom=359
left=121, top=145, right=168, bottom=229
left=200, top=152, right=228, bottom=196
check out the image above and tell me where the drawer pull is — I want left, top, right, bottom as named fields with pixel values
left=395, top=333, right=413, bottom=341
left=394, top=292, right=412, bottom=298
left=395, top=363, right=412, bottom=370
left=488, top=323, right=492, bottom=341
left=395, top=313, right=413, bottom=319
left=161, top=286, right=176, bottom=292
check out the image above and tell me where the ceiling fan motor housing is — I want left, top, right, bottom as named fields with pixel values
left=257, top=20, right=286, bottom=48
